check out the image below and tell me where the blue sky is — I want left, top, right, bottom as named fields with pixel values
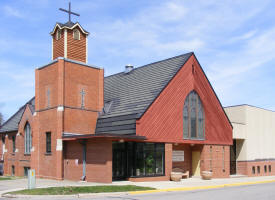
left=0, top=0, right=275, bottom=121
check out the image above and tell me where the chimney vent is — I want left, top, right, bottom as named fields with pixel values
left=125, top=64, right=134, bottom=73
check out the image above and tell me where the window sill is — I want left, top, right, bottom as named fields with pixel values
left=45, top=152, right=52, bottom=156
left=24, top=154, right=31, bottom=156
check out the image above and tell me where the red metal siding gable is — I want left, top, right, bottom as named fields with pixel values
left=136, top=54, right=232, bottom=145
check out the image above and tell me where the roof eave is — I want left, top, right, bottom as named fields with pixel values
left=50, top=22, right=89, bottom=35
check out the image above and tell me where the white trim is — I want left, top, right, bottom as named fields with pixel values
left=50, top=23, right=89, bottom=35
left=86, top=36, right=88, bottom=63
left=64, top=29, right=67, bottom=58
left=57, top=106, right=64, bottom=112
left=52, top=37, right=53, bottom=60
left=56, top=139, right=63, bottom=151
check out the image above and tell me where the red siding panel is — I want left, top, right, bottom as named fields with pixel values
left=136, top=54, right=232, bottom=145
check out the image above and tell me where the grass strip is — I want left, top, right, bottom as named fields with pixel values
left=0, top=177, right=14, bottom=181
left=8, top=185, right=155, bottom=195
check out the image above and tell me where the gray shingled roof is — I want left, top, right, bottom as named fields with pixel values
left=95, top=52, right=193, bottom=134
left=0, top=98, right=35, bottom=133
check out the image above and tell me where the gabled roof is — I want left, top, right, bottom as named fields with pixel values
left=50, top=21, right=89, bottom=35
left=0, top=98, right=35, bottom=133
left=95, top=52, right=193, bottom=134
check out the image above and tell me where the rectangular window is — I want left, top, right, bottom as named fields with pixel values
left=46, top=132, right=51, bottom=153
left=24, top=167, right=30, bottom=177
left=112, top=142, right=165, bottom=179
left=222, top=146, right=225, bottom=172
left=257, top=166, right=260, bottom=174
left=269, top=165, right=272, bottom=173
left=264, top=165, right=267, bottom=173
left=12, top=136, right=16, bottom=153
left=11, top=165, right=15, bottom=176
left=252, top=166, right=255, bottom=174
left=210, top=146, right=212, bottom=172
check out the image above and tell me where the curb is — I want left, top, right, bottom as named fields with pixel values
left=129, top=179, right=275, bottom=195
left=2, top=179, right=275, bottom=198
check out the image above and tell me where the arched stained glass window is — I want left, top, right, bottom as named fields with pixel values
left=24, top=123, right=32, bottom=154
left=183, top=91, right=205, bottom=139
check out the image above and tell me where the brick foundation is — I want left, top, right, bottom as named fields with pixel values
left=237, top=160, right=275, bottom=176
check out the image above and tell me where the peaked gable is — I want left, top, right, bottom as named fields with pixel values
left=136, top=54, right=232, bottom=145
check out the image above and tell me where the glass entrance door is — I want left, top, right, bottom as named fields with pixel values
left=112, top=142, right=127, bottom=180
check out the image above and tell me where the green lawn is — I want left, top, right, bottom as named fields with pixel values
left=0, top=176, right=14, bottom=181
left=8, top=185, right=155, bottom=195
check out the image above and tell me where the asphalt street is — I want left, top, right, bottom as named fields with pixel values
left=1, top=182, right=275, bottom=200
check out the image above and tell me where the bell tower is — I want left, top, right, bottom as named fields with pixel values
left=50, top=2, right=89, bottom=63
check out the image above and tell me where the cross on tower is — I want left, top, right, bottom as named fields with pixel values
left=80, top=89, right=86, bottom=109
left=59, top=2, right=80, bottom=23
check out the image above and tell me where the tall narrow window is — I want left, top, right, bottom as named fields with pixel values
left=24, top=123, right=32, bottom=154
left=46, top=88, right=51, bottom=108
left=46, top=132, right=51, bottom=153
left=80, top=89, right=86, bottom=109
left=222, top=146, right=225, bottom=172
left=12, top=136, right=16, bottom=153
left=56, top=29, right=61, bottom=40
left=210, top=146, right=212, bottom=172
left=183, top=90, right=205, bottom=139
left=73, top=29, right=80, bottom=40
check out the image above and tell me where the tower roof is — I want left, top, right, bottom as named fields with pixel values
left=50, top=22, right=89, bottom=35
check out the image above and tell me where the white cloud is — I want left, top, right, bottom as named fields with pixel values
left=3, top=6, right=24, bottom=18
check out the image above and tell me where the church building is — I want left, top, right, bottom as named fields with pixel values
left=0, top=7, right=233, bottom=183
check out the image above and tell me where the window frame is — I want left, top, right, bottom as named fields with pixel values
left=24, top=123, right=32, bottom=155
left=73, top=29, right=80, bottom=40
left=46, top=132, right=51, bottom=154
left=56, top=29, right=61, bottom=40
left=183, top=90, right=205, bottom=140
left=12, top=135, right=16, bottom=153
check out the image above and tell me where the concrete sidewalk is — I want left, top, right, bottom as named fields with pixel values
left=1, top=175, right=275, bottom=195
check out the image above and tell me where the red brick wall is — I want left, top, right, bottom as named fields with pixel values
left=3, top=105, right=33, bottom=177
left=34, top=58, right=104, bottom=180
left=172, top=144, right=191, bottom=173
left=136, top=54, right=232, bottom=145
left=201, top=145, right=230, bottom=178
left=237, top=160, right=275, bottom=176
left=64, top=139, right=112, bottom=183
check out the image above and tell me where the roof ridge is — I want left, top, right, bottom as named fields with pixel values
left=105, top=52, right=193, bottom=78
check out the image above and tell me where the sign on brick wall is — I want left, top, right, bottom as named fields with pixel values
left=172, top=150, right=184, bottom=162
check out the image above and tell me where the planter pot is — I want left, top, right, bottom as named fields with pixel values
left=171, top=172, right=183, bottom=182
left=201, top=171, right=213, bottom=180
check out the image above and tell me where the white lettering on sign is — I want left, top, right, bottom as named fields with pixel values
left=172, top=150, right=184, bottom=162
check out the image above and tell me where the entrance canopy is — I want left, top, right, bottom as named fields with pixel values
left=62, top=133, right=147, bottom=141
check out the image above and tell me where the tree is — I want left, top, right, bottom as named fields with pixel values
left=0, top=112, right=3, bottom=126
